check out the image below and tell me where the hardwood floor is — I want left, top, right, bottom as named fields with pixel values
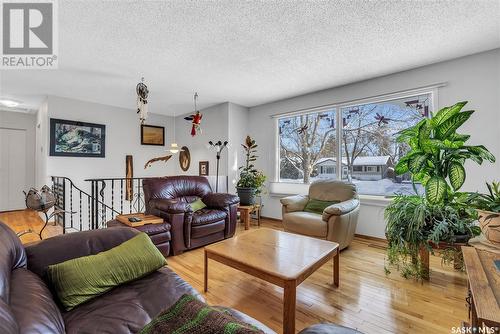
left=0, top=210, right=468, bottom=333
left=0, top=209, right=62, bottom=243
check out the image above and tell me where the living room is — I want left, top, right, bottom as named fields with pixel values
left=0, top=1, right=499, bottom=334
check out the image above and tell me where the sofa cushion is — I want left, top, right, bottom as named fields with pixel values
left=282, top=212, right=327, bottom=238
left=63, top=267, right=204, bottom=334
left=10, top=268, right=65, bottom=334
left=47, top=233, right=166, bottom=310
left=0, top=221, right=27, bottom=303
left=191, top=220, right=226, bottom=239
left=304, top=199, right=339, bottom=215
left=191, top=209, right=227, bottom=226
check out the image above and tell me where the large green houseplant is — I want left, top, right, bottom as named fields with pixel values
left=385, top=101, right=496, bottom=279
left=236, top=136, right=266, bottom=205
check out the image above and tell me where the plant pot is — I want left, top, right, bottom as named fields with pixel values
left=236, top=187, right=256, bottom=206
left=477, top=209, right=500, bottom=245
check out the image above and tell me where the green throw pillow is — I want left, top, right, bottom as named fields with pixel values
left=47, top=232, right=166, bottom=310
left=304, top=199, right=340, bottom=215
left=189, top=198, right=207, bottom=212
left=140, top=294, right=263, bottom=334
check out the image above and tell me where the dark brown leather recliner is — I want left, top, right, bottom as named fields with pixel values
left=143, top=176, right=240, bottom=255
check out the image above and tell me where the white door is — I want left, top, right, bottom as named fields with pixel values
left=0, top=128, right=27, bottom=211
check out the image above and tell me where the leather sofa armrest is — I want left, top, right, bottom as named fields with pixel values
left=202, top=193, right=240, bottom=209
left=280, top=195, right=309, bottom=213
left=322, top=198, right=360, bottom=221
left=150, top=199, right=192, bottom=214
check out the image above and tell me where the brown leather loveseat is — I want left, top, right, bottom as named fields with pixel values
left=143, top=176, right=239, bottom=255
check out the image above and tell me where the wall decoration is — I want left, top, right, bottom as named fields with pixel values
left=144, top=154, right=172, bottom=169
left=179, top=146, right=191, bottom=171
left=125, top=155, right=133, bottom=201
left=199, top=161, right=209, bottom=176
left=136, top=77, right=149, bottom=124
left=141, top=124, right=165, bottom=146
left=184, top=92, right=203, bottom=136
left=49, top=118, right=105, bottom=157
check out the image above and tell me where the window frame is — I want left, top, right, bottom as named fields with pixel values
left=273, top=85, right=439, bottom=196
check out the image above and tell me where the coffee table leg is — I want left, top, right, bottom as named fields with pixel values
left=204, top=250, right=208, bottom=292
left=333, top=250, right=339, bottom=287
left=283, top=280, right=296, bottom=334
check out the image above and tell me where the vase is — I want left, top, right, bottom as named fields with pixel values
left=477, top=209, right=500, bottom=245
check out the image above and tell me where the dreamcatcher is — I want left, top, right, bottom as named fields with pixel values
left=136, top=77, right=149, bottom=124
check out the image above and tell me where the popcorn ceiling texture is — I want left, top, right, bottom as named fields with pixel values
left=1, top=0, right=499, bottom=114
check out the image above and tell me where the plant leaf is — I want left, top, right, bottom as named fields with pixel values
left=435, top=110, right=474, bottom=139
left=448, top=162, right=465, bottom=190
left=464, top=145, right=496, bottom=163
left=409, top=154, right=428, bottom=174
left=425, top=176, right=447, bottom=204
left=431, top=101, right=467, bottom=127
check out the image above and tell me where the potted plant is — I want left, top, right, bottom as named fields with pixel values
left=236, top=136, right=266, bottom=205
left=385, top=101, right=496, bottom=279
left=469, top=181, right=500, bottom=244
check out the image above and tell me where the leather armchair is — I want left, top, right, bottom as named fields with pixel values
left=280, top=180, right=360, bottom=250
left=143, top=176, right=239, bottom=255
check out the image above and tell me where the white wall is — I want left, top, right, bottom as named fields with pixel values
left=228, top=103, right=249, bottom=193
left=248, top=49, right=500, bottom=238
left=40, top=95, right=175, bottom=190
left=173, top=103, right=230, bottom=179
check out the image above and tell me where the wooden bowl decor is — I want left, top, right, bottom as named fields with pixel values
left=179, top=146, right=191, bottom=171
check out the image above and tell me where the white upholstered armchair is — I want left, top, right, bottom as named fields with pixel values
left=280, top=180, right=359, bottom=250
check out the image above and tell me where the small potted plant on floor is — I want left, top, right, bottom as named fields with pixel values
left=385, top=101, right=496, bottom=279
left=236, top=136, right=266, bottom=205
left=469, top=181, right=500, bottom=244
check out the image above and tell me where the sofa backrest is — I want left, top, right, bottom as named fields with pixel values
left=308, top=179, right=357, bottom=202
left=143, top=176, right=212, bottom=209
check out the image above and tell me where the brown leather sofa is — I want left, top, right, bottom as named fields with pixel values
left=143, top=176, right=239, bottom=255
left=280, top=180, right=360, bottom=250
left=0, top=221, right=360, bottom=334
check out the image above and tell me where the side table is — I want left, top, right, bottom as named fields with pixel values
left=237, top=204, right=261, bottom=230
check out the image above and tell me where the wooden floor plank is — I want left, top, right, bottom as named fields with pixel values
left=0, top=210, right=468, bottom=333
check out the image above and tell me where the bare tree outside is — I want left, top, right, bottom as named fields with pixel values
left=278, top=94, right=431, bottom=195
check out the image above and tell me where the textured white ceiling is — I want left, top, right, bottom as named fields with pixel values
left=1, top=0, right=499, bottom=114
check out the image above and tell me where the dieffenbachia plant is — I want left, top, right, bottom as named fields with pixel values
left=395, top=101, right=496, bottom=204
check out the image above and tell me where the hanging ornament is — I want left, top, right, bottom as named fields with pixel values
left=184, top=92, right=203, bottom=136
left=136, top=77, right=149, bottom=124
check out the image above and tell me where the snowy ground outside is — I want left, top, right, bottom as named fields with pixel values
left=279, top=177, right=423, bottom=197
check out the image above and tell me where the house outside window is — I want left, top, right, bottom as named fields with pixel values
left=277, top=90, right=433, bottom=196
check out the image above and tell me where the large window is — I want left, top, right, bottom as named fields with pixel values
left=277, top=92, right=432, bottom=196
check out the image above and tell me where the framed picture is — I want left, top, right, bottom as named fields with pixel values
left=50, top=118, right=106, bottom=157
left=141, top=124, right=165, bottom=146
left=199, top=161, right=209, bottom=176
left=179, top=146, right=191, bottom=171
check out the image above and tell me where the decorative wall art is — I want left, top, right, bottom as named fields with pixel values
left=125, top=155, right=133, bottom=201
left=179, top=146, right=191, bottom=171
left=141, top=124, right=165, bottom=146
left=136, top=77, right=149, bottom=124
left=199, top=161, right=209, bottom=176
left=49, top=118, right=106, bottom=157
left=144, top=155, right=172, bottom=169
left=184, top=92, right=203, bottom=136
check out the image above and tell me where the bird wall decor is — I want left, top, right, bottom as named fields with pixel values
left=184, top=92, right=203, bottom=136
left=136, top=77, right=149, bottom=124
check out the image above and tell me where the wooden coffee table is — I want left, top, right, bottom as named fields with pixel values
left=204, top=228, right=339, bottom=334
